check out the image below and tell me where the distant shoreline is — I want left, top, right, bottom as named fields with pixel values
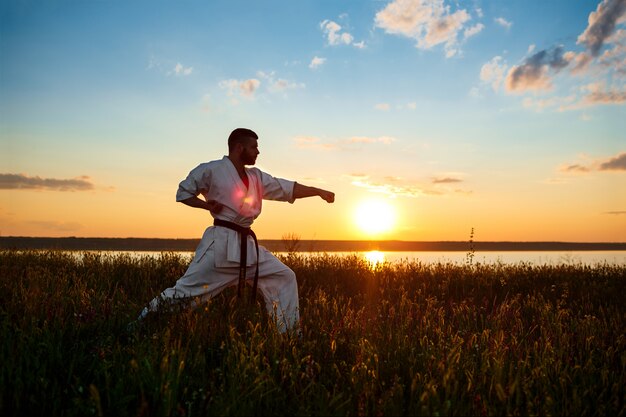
left=2, top=236, right=625, bottom=252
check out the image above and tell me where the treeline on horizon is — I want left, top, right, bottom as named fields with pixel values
left=1, top=236, right=625, bottom=252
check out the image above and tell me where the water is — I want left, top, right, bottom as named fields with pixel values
left=79, top=250, right=626, bottom=266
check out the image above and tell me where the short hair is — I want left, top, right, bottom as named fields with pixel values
left=228, top=128, right=258, bottom=151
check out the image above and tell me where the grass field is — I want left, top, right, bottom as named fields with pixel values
left=1, top=249, right=624, bottom=416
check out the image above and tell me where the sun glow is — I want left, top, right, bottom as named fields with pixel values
left=364, top=250, right=385, bottom=267
left=354, top=199, right=396, bottom=235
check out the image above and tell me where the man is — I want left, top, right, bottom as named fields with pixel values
left=133, top=128, right=335, bottom=334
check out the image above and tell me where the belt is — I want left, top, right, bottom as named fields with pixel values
left=213, top=219, right=259, bottom=303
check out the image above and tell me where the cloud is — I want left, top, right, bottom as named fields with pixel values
left=577, top=0, right=626, bottom=56
left=375, top=103, right=391, bottom=111
left=480, top=1, right=626, bottom=111
left=375, top=0, right=475, bottom=57
left=431, top=176, right=463, bottom=184
left=350, top=175, right=436, bottom=198
left=173, top=62, right=193, bottom=76
left=494, top=17, right=513, bottom=29
left=605, top=211, right=626, bottom=215
left=464, top=23, right=484, bottom=39
left=560, top=151, right=626, bottom=173
left=563, top=51, right=594, bottom=75
left=219, top=78, right=261, bottom=99
left=521, top=82, right=625, bottom=111
left=349, top=174, right=469, bottom=198
left=560, top=163, right=592, bottom=173
left=0, top=173, right=95, bottom=191
left=480, top=56, right=508, bottom=91
left=598, top=30, right=626, bottom=74
left=522, top=94, right=577, bottom=111
left=239, top=79, right=261, bottom=96
left=505, top=46, right=570, bottom=92
left=320, top=19, right=364, bottom=48
left=309, top=56, right=327, bottom=69
left=581, top=82, right=626, bottom=105
left=599, top=152, right=626, bottom=170
left=256, top=71, right=305, bottom=94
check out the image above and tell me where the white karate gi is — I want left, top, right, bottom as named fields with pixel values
left=143, top=156, right=299, bottom=333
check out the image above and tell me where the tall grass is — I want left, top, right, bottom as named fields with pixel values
left=0, top=249, right=624, bottom=416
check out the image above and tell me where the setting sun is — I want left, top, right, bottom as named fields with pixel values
left=354, top=199, right=396, bottom=235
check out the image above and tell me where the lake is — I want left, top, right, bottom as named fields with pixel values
left=78, top=250, right=626, bottom=266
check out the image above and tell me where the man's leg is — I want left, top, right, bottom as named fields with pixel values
left=255, top=253, right=300, bottom=334
left=136, top=236, right=237, bottom=321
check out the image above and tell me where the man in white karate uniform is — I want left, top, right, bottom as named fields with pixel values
left=134, top=128, right=335, bottom=334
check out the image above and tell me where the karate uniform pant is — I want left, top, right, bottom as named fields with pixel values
left=141, top=239, right=300, bottom=334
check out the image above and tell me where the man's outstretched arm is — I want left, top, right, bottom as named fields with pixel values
left=293, top=182, right=335, bottom=203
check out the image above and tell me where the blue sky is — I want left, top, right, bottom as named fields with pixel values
left=1, top=0, right=625, bottom=241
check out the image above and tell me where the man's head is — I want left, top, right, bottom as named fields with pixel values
left=228, top=128, right=259, bottom=166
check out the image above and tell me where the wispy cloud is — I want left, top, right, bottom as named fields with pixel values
left=464, top=23, right=484, bottom=39
left=605, top=211, right=626, bottom=215
left=320, top=18, right=364, bottom=48
left=257, top=71, right=305, bottom=93
left=375, top=103, right=391, bottom=111
left=560, top=163, right=592, bottom=173
left=0, top=173, right=95, bottom=191
left=147, top=57, right=194, bottom=77
left=348, top=173, right=470, bottom=198
left=349, top=174, right=436, bottom=198
left=523, top=82, right=626, bottom=111
left=560, top=151, right=626, bottom=173
left=581, top=81, right=626, bottom=105
left=480, top=56, right=508, bottom=91
left=173, top=62, right=193, bottom=76
left=309, top=56, right=327, bottom=69
left=431, top=176, right=463, bottom=184
left=375, top=0, right=479, bottom=58
left=494, top=17, right=513, bottom=29
left=219, top=78, right=261, bottom=100
left=218, top=71, right=304, bottom=103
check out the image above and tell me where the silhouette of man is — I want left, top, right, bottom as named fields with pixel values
left=133, top=128, right=334, bottom=333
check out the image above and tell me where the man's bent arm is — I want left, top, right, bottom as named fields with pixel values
left=293, top=182, right=335, bottom=203
left=180, top=196, right=223, bottom=213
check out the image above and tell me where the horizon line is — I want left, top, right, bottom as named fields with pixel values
left=2, top=236, right=625, bottom=252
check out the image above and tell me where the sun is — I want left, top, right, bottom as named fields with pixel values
left=354, top=199, right=396, bottom=235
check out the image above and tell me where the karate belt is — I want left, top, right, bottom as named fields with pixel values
left=214, top=218, right=259, bottom=303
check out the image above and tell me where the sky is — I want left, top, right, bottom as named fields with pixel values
left=1, top=0, right=625, bottom=242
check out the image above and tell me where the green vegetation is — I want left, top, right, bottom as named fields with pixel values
left=1, top=250, right=624, bottom=416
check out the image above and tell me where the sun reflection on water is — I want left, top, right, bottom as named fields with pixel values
left=364, top=250, right=385, bottom=267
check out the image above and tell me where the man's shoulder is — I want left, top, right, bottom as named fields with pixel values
left=192, top=157, right=228, bottom=171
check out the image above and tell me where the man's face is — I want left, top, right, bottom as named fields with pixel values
left=241, top=137, right=259, bottom=165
